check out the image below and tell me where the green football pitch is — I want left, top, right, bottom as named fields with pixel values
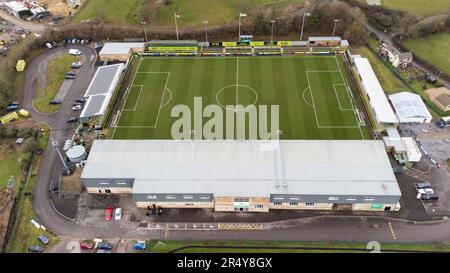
left=111, top=55, right=371, bottom=140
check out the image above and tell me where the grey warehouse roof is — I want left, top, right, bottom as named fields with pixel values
left=99, top=43, right=145, bottom=55
left=80, top=63, right=124, bottom=120
left=81, top=140, right=401, bottom=198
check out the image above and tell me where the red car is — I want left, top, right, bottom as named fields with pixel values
left=80, top=242, right=94, bottom=250
left=105, top=206, right=113, bottom=221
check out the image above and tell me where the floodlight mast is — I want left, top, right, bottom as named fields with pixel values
left=332, top=19, right=339, bottom=37
left=300, top=11, right=311, bottom=41
left=270, top=20, right=276, bottom=43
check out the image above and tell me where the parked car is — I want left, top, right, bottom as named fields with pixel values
left=419, top=193, right=439, bottom=201
left=65, top=73, right=77, bottom=80
left=80, top=242, right=94, bottom=250
left=75, top=98, right=86, bottom=104
left=133, top=241, right=146, bottom=251
left=8, top=101, right=19, bottom=106
left=49, top=99, right=62, bottom=105
left=418, top=188, right=434, bottom=195
left=94, top=42, right=103, bottom=49
left=6, top=104, right=18, bottom=111
left=28, top=246, right=45, bottom=253
left=415, top=182, right=433, bottom=189
left=105, top=205, right=113, bottom=221
left=38, top=235, right=49, bottom=245
left=114, top=208, right=122, bottom=221
left=51, top=41, right=57, bottom=47
left=71, top=61, right=82, bottom=68
left=96, top=242, right=113, bottom=250
left=67, top=117, right=78, bottom=123
left=45, top=42, right=52, bottom=49
left=69, top=49, right=82, bottom=55
left=72, top=105, right=83, bottom=111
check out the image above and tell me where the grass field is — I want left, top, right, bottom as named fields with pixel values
left=153, top=0, right=300, bottom=27
left=404, top=32, right=450, bottom=76
left=111, top=55, right=370, bottom=140
left=358, top=0, right=450, bottom=16
left=73, top=0, right=300, bottom=26
left=34, top=55, right=78, bottom=113
left=146, top=240, right=450, bottom=253
left=72, top=0, right=142, bottom=24
left=0, top=142, right=22, bottom=190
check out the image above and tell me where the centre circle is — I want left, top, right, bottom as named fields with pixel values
left=215, top=84, right=258, bottom=111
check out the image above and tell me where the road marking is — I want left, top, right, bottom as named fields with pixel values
left=164, top=223, right=169, bottom=238
left=388, top=222, right=397, bottom=240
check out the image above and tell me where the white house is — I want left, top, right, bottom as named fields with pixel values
left=380, top=43, right=413, bottom=69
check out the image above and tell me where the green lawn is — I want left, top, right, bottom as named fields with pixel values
left=6, top=127, right=57, bottom=253
left=0, top=142, right=22, bottom=190
left=154, top=0, right=300, bottom=27
left=72, top=0, right=143, bottom=24
left=73, top=0, right=301, bottom=26
left=404, top=32, right=450, bottom=76
left=34, top=55, right=78, bottom=113
left=352, top=46, right=407, bottom=94
left=112, top=55, right=369, bottom=140
left=357, top=0, right=450, bottom=16
left=146, top=240, right=450, bottom=253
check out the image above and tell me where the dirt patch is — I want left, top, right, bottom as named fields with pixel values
left=61, top=167, right=83, bottom=193
left=0, top=188, right=15, bottom=251
left=40, top=0, right=85, bottom=16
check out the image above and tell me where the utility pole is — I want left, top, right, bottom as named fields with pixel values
left=174, top=13, right=181, bottom=40
left=203, top=21, right=208, bottom=43
left=332, top=19, right=339, bottom=37
left=239, top=12, right=247, bottom=40
left=299, top=11, right=311, bottom=41
left=270, top=20, right=276, bottom=43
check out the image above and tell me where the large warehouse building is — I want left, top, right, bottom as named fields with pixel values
left=81, top=140, right=402, bottom=212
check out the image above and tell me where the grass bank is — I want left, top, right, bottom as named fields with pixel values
left=146, top=240, right=450, bottom=253
left=33, top=55, right=78, bottom=113
left=403, top=32, right=450, bottom=76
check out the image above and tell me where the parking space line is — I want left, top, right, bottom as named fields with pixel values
left=388, top=222, right=397, bottom=240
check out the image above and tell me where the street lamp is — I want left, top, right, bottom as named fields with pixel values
left=299, top=11, right=311, bottom=41
left=203, top=21, right=208, bottom=43
left=141, top=21, right=148, bottom=42
left=270, top=20, right=276, bottom=43
left=174, top=13, right=181, bottom=40
left=238, top=12, right=247, bottom=40
left=332, top=19, right=339, bottom=37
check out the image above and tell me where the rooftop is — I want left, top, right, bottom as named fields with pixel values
left=99, top=43, right=145, bottom=55
left=389, top=91, right=432, bottom=120
left=353, top=57, right=398, bottom=124
left=82, top=140, right=401, bottom=198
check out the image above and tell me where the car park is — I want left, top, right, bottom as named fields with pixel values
left=114, top=208, right=122, bottom=221
left=69, top=49, right=82, bottom=55
left=49, top=99, right=62, bottom=105
left=67, top=117, right=78, bottom=123
left=28, top=246, right=45, bottom=253
left=105, top=205, right=113, bottom=221
left=80, top=242, right=94, bottom=250
left=96, top=242, right=113, bottom=250
left=38, top=235, right=49, bottom=245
